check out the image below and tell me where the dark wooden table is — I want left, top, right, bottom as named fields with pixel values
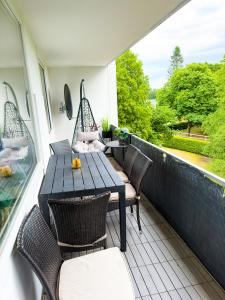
left=105, top=140, right=128, bottom=160
left=38, top=152, right=126, bottom=251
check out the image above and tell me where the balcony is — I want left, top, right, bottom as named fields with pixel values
left=61, top=136, right=225, bottom=299
left=1, top=1, right=225, bottom=299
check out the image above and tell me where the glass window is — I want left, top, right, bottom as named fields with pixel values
left=0, top=2, right=37, bottom=242
left=39, top=64, right=52, bottom=132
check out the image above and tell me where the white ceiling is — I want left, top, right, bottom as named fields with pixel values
left=14, top=0, right=189, bottom=67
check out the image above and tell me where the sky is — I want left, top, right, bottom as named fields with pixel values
left=132, top=0, right=225, bottom=89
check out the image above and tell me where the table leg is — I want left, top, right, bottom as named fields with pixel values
left=38, top=195, right=50, bottom=225
left=119, top=188, right=126, bottom=252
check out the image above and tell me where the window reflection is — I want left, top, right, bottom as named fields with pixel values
left=0, top=3, right=36, bottom=240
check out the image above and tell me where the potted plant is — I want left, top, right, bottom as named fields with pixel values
left=114, top=127, right=129, bottom=145
left=101, top=117, right=112, bottom=138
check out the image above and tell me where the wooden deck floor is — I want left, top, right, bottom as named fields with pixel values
left=68, top=196, right=225, bottom=300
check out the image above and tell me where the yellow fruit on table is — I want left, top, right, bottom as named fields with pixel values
left=76, top=158, right=81, bottom=168
left=0, top=166, right=13, bottom=177
left=72, top=158, right=81, bottom=169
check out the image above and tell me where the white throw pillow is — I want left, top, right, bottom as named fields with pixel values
left=76, top=131, right=99, bottom=142
left=91, top=139, right=105, bottom=152
left=87, top=143, right=99, bottom=152
left=2, top=137, right=28, bottom=149
left=72, top=141, right=89, bottom=153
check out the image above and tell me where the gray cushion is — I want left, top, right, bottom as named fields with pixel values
left=50, top=139, right=72, bottom=155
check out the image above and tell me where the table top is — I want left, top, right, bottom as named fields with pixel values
left=39, top=152, right=125, bottom=199
left=106, top=140, right=128, bottom=148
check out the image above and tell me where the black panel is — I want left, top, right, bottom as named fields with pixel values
left=112, top=134, right=225, bottom=290
left=64, top=84, right=73, bottom=120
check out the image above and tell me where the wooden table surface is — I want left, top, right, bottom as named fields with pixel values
left=38, top=152, right=126, bottom=251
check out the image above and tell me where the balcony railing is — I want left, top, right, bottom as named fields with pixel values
left=112, top=133, right=225, bottom=290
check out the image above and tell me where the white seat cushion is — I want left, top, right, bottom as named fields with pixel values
left=59, top=247, right=135, bottom=300
left=91, top=139, right=105, bottom=152
left=72, top=141, right=89, bottom=153
left=117, top=170, right=129, bottom=183
left=110, top=183, right=136, bottom=201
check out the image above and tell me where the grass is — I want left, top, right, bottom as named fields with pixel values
left=162, top=146, right=211, bottom=170
left=181, top=126, right=204, bottom=135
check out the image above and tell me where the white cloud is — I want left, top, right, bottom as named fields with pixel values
left=132, top=0, right=225, bottom=88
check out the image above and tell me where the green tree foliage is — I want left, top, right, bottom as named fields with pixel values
left=202, top=57, right=225, bottom=178
left=149, top=89, right=157, bottom=99
left=168, top=46, right=184, bottom=77
left=116, top=50, right=152, bottom=140
left=151, top=105, right=177, bottom=143
left=157, top=63, right=218, bottom=133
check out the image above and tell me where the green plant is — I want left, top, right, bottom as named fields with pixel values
left=114, top=127, right=129, bottom=140
left=116, top=50, right=152, bottom=140
left=157, top=63, right=219, bottom=133
left=162, top=136, right=208, bottom=155
left=101, top=117, right=110, bottom=132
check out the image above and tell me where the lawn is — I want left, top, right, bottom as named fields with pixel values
left=180, top=125, right=204, bottom=135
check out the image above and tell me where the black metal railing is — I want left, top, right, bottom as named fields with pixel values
left=113, top=132, right=225, bottom=289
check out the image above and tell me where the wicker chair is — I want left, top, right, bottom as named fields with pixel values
left=48, top=193, right=110, bottom=252
left=49, top=139, right=73, bottom=155
left=17, top=205, right=135, bottom=300
left=117, top=144, right=140, bottom=183
left=108, top=152, right=153, bottom=231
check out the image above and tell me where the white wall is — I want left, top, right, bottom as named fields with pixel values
left=0, top=2, right=54, bottom=300
left=49, top=63, right=118, bottom=143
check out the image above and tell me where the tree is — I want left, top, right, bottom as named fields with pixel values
left=157, top=63, right=218, bottom=134
left=116, top=50, right=152, bottom=140
left=202, top=57, right=225, bottom=178
left=168, top=46, right=184, bottom=77
left=151, top=105, right=177, bottom=143
left=149, top=89, right=157, bottom=99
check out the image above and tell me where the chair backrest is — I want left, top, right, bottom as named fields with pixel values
left=123, top=145, right=140, bottom=177
left=48, top=192, right=110, bottom=250
left=129, top=152, right=153, bottom=194
left=49, top=139, right=72, bottom=155
left=17, top=205, right=63, bottom=300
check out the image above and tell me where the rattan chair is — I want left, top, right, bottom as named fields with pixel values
left=109, top=152, right=153, bottom=231
left=17, top=205, right=135, bottom=300
left=48, top=193, right=110, bottom=252
left=117, top=144, right=140, bottom=183
left=49, top=139, right=73, bottom=155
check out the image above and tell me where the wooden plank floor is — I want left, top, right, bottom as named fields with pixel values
left=67, top=196, right=225, bottom=300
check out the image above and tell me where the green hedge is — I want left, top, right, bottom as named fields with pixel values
left=162, top=136, right=208, bottom=155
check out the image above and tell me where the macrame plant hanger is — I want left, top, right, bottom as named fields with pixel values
left=72, top=79, right=103, bottom=145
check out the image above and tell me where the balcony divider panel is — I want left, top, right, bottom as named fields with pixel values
left=112, top=133, right=225, bottom=290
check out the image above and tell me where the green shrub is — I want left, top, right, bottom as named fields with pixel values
left=207, top=159, right=225, bottom=179
left=162, top=136, right=208, bottom=155
left=169, top=121, right=188, bottom=130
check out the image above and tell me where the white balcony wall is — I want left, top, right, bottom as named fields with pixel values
left=49, top=62, right=118, bottom=143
